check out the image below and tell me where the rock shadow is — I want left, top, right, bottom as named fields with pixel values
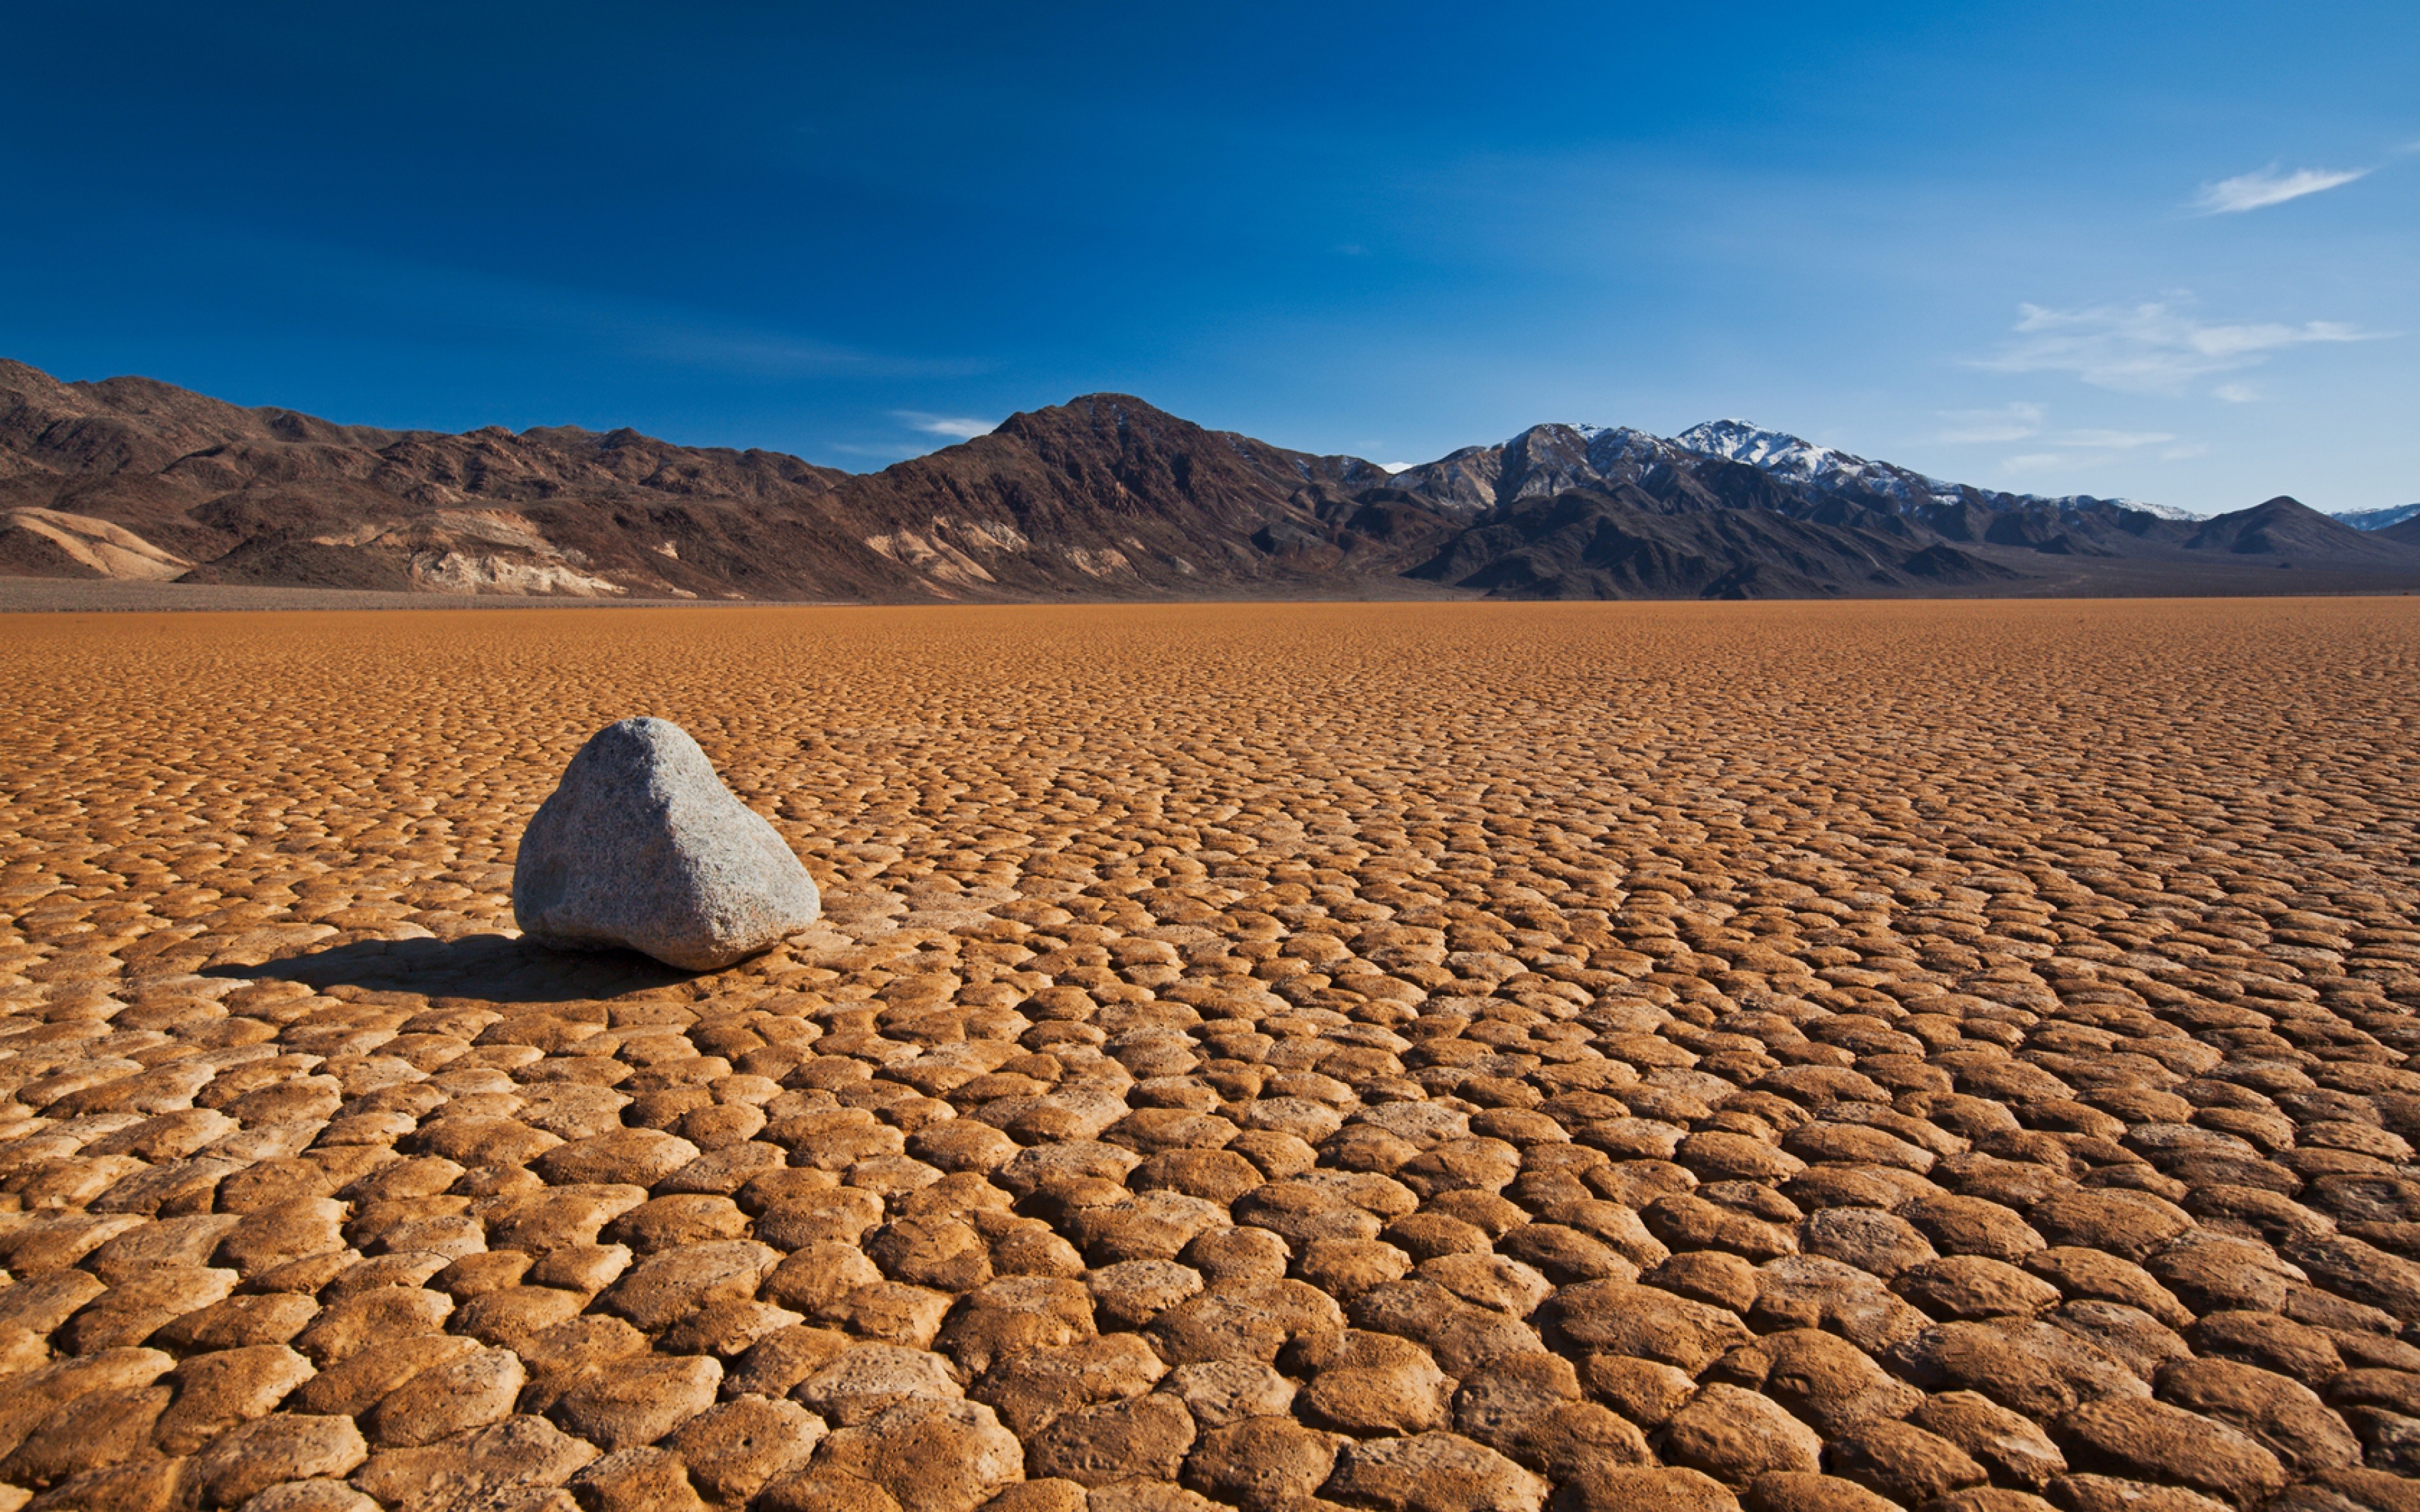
left=203, top=932, right=695, bottom=1004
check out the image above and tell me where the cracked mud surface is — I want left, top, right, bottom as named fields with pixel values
left=4, top=598, right=2420, bottom=1512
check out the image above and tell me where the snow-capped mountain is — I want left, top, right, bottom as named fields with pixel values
left=1386, top=415, right=2206, bottom=532
left=1673, top=419, right=2202, bottom=522
left=1371, top=411, right=2420, bottom=598
left=2333, top=503, right=2420, bottom=531
left=2104, top=499, right=2203, bottom=522
left=1671, top=420, right=1859, bottom=484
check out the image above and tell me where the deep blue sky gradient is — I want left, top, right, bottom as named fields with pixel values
left=5, top=2, right=2414, bottom=512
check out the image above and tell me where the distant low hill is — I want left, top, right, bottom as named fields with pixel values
left=6, top=358, right=2419, bottom=602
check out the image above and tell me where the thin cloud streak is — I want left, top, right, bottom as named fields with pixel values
left=1976, top=301, right=2379, bottom=393
left=1999, top=431, right=2198, bottom=476
left=2192, top=164, right=2370, bottom=214
left=894, top=411, right=998, bottom=439
left=1935, top=410, right=2173, bottom=454
left=1935, top=402, right=2043, bottom=444
left=2060, top=429, right=2175, bottom=450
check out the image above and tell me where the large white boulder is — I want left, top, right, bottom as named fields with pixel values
left=513, top=717, right=820, bottom=970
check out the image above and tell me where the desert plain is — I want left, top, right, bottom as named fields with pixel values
left=3, top=597, right=2420, bottom=1512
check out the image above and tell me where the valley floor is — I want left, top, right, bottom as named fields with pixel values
left=9, top=554, right=2420, bottom=612
left=3, top=600, right=2418, bottom=1512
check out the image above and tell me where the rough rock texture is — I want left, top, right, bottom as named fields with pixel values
left=3, top=601, right=2420, bottom=1512
left=514, top=717, right=822, bottom=970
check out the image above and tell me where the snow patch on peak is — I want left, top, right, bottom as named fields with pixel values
left=1674, top=420, right=1864, bottom=480
left=1507, top=420, right=1658, bottom=450
left=2115, top=499, right=2206, bottom=522
left=1388, top=411, right=2202, bottom=525
left=2334, top=503, right=2420, bottom=531
left=1510, top=421, right=1610, bottom=445
left=1673, top=419, right=2199, bottom=522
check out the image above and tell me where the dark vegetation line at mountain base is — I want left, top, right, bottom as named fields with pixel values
left=5, top=358, right=2419, bottom=605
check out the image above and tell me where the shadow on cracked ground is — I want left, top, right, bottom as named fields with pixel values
left=203, top=933, right=697, bottom=1004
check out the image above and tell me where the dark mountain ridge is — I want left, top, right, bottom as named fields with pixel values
left=6, top=358, right=2417, bottom=602
left=2185, top=496, right=2419, bottom=559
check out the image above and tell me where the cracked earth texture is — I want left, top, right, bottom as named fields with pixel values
left=4, top=599, right=2420, bottom=1512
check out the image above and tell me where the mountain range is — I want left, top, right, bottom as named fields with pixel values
left=6, top=357, right=2418, bottom=603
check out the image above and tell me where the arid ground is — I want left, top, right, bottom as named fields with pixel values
left=4, top=600, right=2420, bottom=1512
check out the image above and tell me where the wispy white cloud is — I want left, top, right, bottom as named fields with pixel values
left=2213, top=382, right=2261, bottom=403
left=2000, top=453, right=2067, bottom=476
left=1998, top=432, right=2194, bottom=476
left=894, top=411, right=998, bottom=439
left=1976, top=300, right=2378, bottom=393
left=1939, top=407, right=2181, bottom=455
left=1935, top=401, right=2043, bottom=444
left=2192, top=164, right=2369, bottom=214
left=2059, top=428, right=2175, bottom=450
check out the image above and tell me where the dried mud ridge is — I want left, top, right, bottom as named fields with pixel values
left=4, top=600, right=2420, bottom=1512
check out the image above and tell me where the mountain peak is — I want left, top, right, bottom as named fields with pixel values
left=2183, top=494, right=2415, bottom=559
left=1675, top=418, right=1821, bottom=450
left=991, top=392, right=1196, bottom=449
left=1673, top=419, right=1865, bottom=480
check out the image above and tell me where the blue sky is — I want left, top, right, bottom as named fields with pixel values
left=4, top=2, right=2414, bottom=513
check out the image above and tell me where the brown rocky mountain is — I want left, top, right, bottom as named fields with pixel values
left=0, top=361, right=1446, bottom=601
left=809, top=398, right=1439, bottom=597
left=6, top=357, right=2419, bottom=602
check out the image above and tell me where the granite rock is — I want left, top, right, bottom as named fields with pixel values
left=512, top=716, right=820, bottom=970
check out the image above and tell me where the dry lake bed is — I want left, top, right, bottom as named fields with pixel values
left=3, top=599, right=2419, bottom=1512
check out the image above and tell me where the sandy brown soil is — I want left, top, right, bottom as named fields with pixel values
left=4, top=600, right=2419, bottom=1512
left=0, top=579, right=1474, bottom=616
left=0, top=580, right=735, bottom=614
